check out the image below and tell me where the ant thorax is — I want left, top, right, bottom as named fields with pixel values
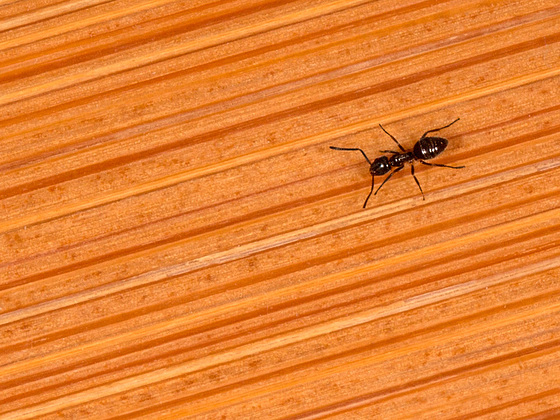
left=388, top=152, right=415, bottom=167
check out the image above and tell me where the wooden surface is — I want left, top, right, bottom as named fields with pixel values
left=1, top=0, right=560, bottom=418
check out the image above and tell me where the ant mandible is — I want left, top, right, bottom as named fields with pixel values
left=330, top=118, right=465, bottom=208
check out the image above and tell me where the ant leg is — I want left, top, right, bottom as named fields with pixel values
left=410, top=165, right=425, bottom=200
left=330, top=146, right=371, bottom=164
left=379, top=124, right=406, bottom=152
left=363, top=175, right=375, bottom=209
left=420, top=160, right=465, bottom=169
left=379, top=150, right=400, bottom=154
left=374, top=166, right=404, bottom=196
left=420, top=118, right=460, bottom=138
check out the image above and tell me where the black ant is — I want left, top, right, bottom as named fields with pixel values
left=330, top=118, right=465, bottom=208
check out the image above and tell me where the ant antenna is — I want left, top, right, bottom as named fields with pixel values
left=329, top=146, right=371, bottom=164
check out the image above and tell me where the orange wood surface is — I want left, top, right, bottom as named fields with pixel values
left=1, top=0, right=560, bottom=418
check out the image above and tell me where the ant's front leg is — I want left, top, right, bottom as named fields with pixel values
left=363, top=175, right=375, bottom=209
left=374, top=166, right=404, bottom=196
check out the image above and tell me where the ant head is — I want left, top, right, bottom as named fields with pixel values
left=370, top=156, right=391, bottom=176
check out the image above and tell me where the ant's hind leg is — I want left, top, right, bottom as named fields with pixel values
left=420, top=160, right=465, bottom=169
left=379, top=124, right=406, bottom=152
left=363, top=176, right=375, bottom=208
left=410, top=165, right=425, bottom=200
left=379, top=150, right=400, bottom=154
left=330, top=146, right=371, bottom=164
left=420, top=118, right=460, bottom=138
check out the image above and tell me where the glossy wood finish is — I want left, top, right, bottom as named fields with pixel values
left=1, top=0, right=559, bottom=418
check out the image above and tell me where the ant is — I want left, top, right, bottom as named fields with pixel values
left=330, top=118, right=465, bottom=208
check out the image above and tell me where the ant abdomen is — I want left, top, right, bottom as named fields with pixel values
left=413, top=137, right=448, bottom=160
